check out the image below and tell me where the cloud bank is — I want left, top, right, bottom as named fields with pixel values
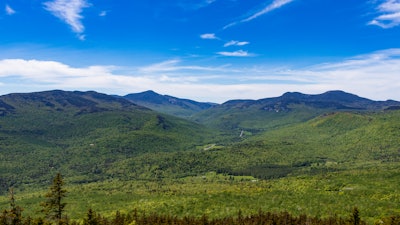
left=1, top=49, right=399, bottom=103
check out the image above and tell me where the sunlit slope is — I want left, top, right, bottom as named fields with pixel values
left=95, top=110, right=400, bottom=182
left=218, top=111, right=400, bottom=178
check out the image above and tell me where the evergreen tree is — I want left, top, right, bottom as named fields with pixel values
left=40, top=173, right=67, bottom=225
left=82, top=209, right=98, bottom=225
left=8, top=188, right=23, bottom=225
left=350, top=207, right=361, bottom=225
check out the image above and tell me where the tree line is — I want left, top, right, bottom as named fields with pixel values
left=1, top=173, right=400, bottom=225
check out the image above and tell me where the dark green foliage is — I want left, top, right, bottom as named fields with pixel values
left=82, top=209, right=100, bottom=225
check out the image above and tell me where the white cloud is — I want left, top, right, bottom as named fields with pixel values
left=224, top=40, right=250, bottom=47
left=5, top=4, right=16, bottom=15
left=369, top=0, right=400, bottom=28
left=1, top=49, right=400, bottom=103
left=43, top=0, right=90, bottom=36
left=200, top=33, right=218, bottom=39
left=217, top=50, right=252, bottom=57
left=0, top=59, right=114, bottom=82
left=224, top=0, right=294, bottom=29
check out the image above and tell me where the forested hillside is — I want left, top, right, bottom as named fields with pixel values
left=0, top=90, right=216, bottom=190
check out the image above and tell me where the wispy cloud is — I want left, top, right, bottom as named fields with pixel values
left=368, top=0, right=400, bottom=28
left=200, top=33, right=219, bottom=40
left=5, top=4, right=16, bottom=15
left=224, top=40, right=250, bottom=47
left=179, top=0, right=217, bottom=10
left=139, top=59, right=230, bottom=73
left=99, top=11, right=107, bottom=17
left=224, top=0, right=294, bottom=29
left=217, top=50, right=253, bottom=57
left=43, top=0, right=90, bottom=38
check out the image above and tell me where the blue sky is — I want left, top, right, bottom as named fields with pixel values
left=0, top=0, right=400, bottom=103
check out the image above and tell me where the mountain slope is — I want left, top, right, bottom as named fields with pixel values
left=123, top=90, right=216, bottom=118
left=0, top=90, right=215, bottom=190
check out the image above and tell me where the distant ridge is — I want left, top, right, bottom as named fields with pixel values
left=123, top=90, right=216, bottom=118
left=222, top=90, right=399, bottom=111
left=192, top=90, right=400, bottom=131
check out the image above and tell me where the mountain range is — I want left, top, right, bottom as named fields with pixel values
left=122, top=90, right=400, bottom=121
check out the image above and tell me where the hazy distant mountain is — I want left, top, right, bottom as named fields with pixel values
left=123, top=90, right=216, bottom=118
left=192, top=90, right=400, bottom=131
left=222, top=90, right=399, bottom=111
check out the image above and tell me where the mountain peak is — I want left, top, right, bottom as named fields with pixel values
left=281, top=92, right=307, bottom=99
left=124, top=90, right=166, bottom=104
left=123, top=91, right=215, bottom=118
left=317, top=90, right=370, bottom=103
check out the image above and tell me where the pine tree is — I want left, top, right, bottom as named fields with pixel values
left=40, top=173, right=67, bottom=225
